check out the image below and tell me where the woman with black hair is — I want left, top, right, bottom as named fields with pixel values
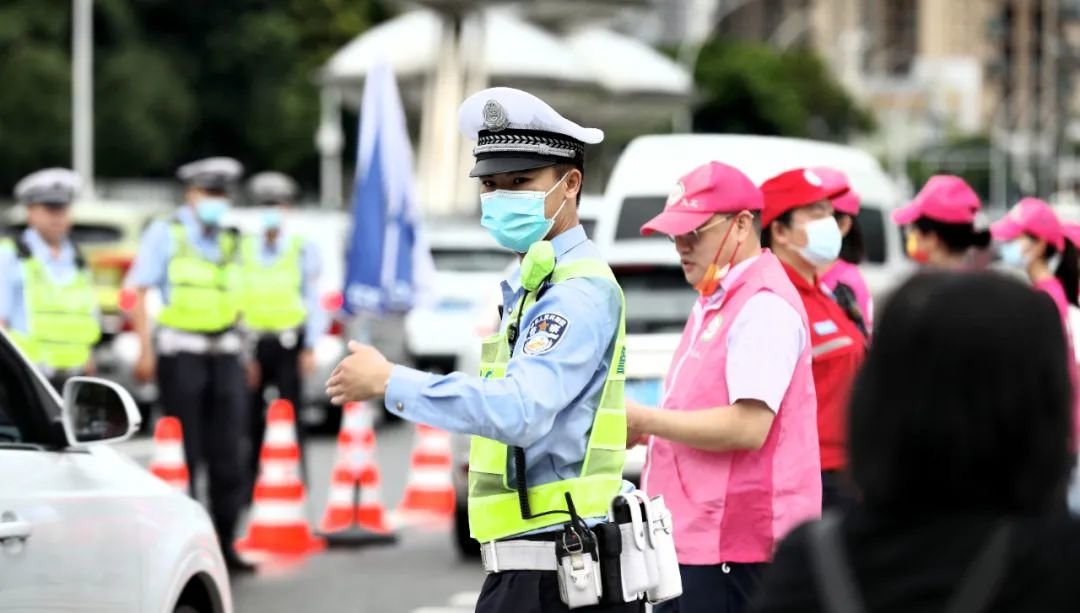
left=821, top=188, right=873, bottom=337
left=891, top=175, right=992, bottom=269
left=750, top=271, right=1080, bottom=613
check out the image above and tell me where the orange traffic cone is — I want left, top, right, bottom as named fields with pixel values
left=235, top=400, right=325, bottom=559
left=394, top=423, right=456, bottom=525
left=317, top=402, right=397, bottom=547
left=149, top=416, right=189, bottom=494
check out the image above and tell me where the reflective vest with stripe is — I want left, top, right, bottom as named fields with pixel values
left=468, top=256, right=627, bottom=543
left=239, top=235, right=306, bottom=332
left=157, top=222, right=239, bottom=333
left=4, top=238, right=100, bottom=369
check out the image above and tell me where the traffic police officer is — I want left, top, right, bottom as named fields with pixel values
left=125, top=157, right=253, bottom=573
left=0, top=168, right=100, bottom=392
left=241, top=171, right=324, bottom=488
left=326, top=87, right=643, bottom=612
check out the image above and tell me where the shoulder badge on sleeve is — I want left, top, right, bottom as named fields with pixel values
left=522, top=313, right=570, bottom=356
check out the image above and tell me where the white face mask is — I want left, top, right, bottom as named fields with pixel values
left=797, top=216, right=843, bottom=267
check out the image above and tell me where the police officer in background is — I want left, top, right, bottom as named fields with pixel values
left=241, top=171, right=323, bottom=488
left=326, top=88, right=644, bottom=612
left=0, top=169, right=100, bottom=392
left=125, top=157, right=253, bottom=573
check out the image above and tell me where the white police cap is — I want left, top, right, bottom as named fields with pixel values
left=177, top=157, right=244, bottom=191
left=457, top=87, right=604, bottom=178
left=248, top=171, right=299, bottom=203
left=14, top=168, right=81, bottom=206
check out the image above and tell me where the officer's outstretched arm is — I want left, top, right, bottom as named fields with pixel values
left=385, top=279, right=620, bottom=447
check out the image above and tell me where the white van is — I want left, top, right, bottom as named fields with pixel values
left=595, top=134, right=913, bottom=301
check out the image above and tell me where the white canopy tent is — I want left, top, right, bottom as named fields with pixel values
left=316, top=7, right=691, bottom=214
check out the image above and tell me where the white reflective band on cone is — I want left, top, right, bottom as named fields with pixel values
left=154, top=444, right=185, bottom=465
left=260, top=460, right=299, bottom=484
left=408, top=469, right=452, bottom=487
left=360, top=485, right=382, bottom=504
left=250, top=501, right=307, bottom=524
left=265, top=423, right=297, bottom=445
left=328, top=483, right=354, bottom=505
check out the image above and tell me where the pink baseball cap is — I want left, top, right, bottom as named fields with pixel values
left=832, top=190, right=861, bottom=215
left=809, top=167, right=851, bottom=199
left=1062, top=221, right=1080, bottom=247
left=761, top=168, right=839, bottom=227
left=640, top=161, right=763, bottom=237
left=891, top=175, right=981, bottom=225
left=990, top=197, right=1065, bottom=251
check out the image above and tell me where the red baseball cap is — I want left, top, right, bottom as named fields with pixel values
left=990, top=197, right=1065, bottom=251
left=891, top=175, right=981, bottom=225
left=1062, top=221, right=1080, bottom=248
left=640, top=161, right=763, bottom=237
left=832, top=190, right=861, bottom=216
left=760, top=168, right=839, bottom=227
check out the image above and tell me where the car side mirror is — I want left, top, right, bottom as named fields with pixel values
left=60, top=376, right=141, bottom=446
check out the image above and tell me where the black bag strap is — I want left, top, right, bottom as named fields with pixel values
left=809, top=514, right=1013, bottom=613
left=831, top=282, right=869, bottom=340
left=809, top=513, right=866, bottom=613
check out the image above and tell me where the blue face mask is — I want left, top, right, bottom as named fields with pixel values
left=798, top=216, right=843, bottom=267
left=480, top=173, right=569, bottom=253
left=262, top=208, right=282, bottom=230
left=999, top=239, right=1027, bottom=268
left=195, top=197, right=230, bottom=226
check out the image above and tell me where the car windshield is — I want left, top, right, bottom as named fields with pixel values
left=431, top=247, right=512, bottom=273
left=613, top=265, right=696, bottom=334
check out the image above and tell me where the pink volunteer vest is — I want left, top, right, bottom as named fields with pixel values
left=643, top=251, right=821, bottom=565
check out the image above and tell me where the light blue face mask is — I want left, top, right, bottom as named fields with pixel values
left=480, top=173, right=568, bottom=253
left=262, top=208, right=282, bottom=230
left=798, top=216, right=843, bottom=267
left=195, top=197, right=230, bottom=226
left=999, top=239, right=1027, bottom=268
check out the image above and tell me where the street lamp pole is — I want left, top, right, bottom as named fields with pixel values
left=72, top=0, right=94, bottom=198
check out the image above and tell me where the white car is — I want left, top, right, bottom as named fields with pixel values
left=595, top=134, right=912, bottom=303
left=404, top=220, right=515, bottom=374
left=0, top=329, right=232, bottom=613
left=448, top=240, right=694, bottom=558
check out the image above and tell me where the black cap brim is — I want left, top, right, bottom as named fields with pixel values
left=469, top=157, right=557, bottom=178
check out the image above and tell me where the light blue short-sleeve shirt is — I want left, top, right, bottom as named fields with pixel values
left=384, top=225, right=628, bottom=527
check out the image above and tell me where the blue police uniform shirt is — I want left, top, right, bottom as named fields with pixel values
left=0, top=228, right=97, bottom=334
left=251, top=231, right=326, bottom=349
left=384, top=224, right=629, bottom=528
left=125, top=205, right=230, bottom=304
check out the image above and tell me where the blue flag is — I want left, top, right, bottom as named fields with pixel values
left=343, top=60, right=434, bottom=315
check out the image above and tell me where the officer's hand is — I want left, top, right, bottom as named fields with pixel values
left=625, top=398, right=651, bottom=448
left=83, top=358, right=97, bottom=377
left=325, top=340, right=393, bottom=406
left=298, top=349, right=316, bottom=378
left=134, top=352, right=156, bottom=383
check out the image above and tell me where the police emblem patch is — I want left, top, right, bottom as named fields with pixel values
left=483, top=99, right=510, bottom=132
left=522, top=313, right=570, bottom=356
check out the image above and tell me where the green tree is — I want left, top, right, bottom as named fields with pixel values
left=0, top=0, right=387, bottom=195
left=691, top=40, right=875, bottom=141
